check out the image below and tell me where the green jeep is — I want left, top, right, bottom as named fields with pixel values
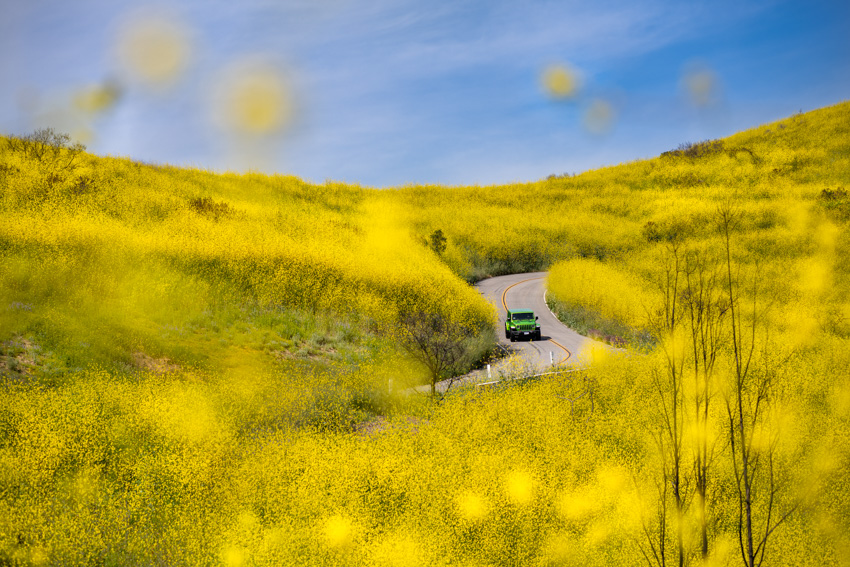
left=505, top=309, right=541, bottom=342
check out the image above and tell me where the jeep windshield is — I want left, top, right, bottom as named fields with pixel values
left=512, top=313, right=534, bottom=321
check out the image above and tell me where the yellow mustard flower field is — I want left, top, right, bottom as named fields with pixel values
left=1, top=102, right=848, bottom=565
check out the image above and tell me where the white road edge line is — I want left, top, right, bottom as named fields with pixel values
left=543, top=287, right=560, bottom=323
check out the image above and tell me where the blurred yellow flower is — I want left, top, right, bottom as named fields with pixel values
left=682, top=64, right=720, bottom=107
left=370, top=533, right=423, bottom=567
left=214, top=60, right=295, bottom=136
left=220, top=544, right=247, bottom=567
left=456, top=491, right=488, bottom=521
left=541, top=63, right=581, bottom=99
left=73, top=82, right=122, bottom=114
left=116, top=11, right=191, bottom=87
left=583, top=99, right=615, bottom=135
left=557, top=489, right=597, bottom=521
left=506, top=470, right=534, bottom=505
left=324, top=514, right=353, bottom=548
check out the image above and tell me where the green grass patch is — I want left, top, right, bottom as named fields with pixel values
left=546, top=295, right=655, bottom=351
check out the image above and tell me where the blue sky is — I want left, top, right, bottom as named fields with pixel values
left=2, top=0, right=848, bottom=187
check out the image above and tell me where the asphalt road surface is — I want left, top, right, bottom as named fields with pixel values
left=424, top=272, right=604, bottom=393
left=475, top=272, right=600, bottom=372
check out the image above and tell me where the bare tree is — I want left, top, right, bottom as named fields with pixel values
left=642, top=242, right=729, bottom=566
left=644, top=242, right=688, bottom=567
left=682, top=250, right=727, bottom=560
left=395, top=310, right=470, bottom=398
left=7, top=128, right=85, bottom=172
left=641, top=207, right=796, bottom=567
left=719, top=207, right=798, bottom=567
left=5, top=128, right=86, bottom=194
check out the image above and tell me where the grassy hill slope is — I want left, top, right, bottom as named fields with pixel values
left=0, top=102, right=848, bottom=565
left=0, top=142, right=495, bottom=389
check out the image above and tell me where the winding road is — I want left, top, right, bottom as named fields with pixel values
left=428, top=272, right=606, bottom=393
left=475, top=272, right=600, bottom=372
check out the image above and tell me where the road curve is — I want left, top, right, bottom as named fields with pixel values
left=475, top=272, right=601, bottom=372
left=424, top=272, right=605, bottom=393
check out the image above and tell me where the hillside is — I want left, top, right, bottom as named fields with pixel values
left=1, top=102, right=848, bottom=565
left=0, top=137, right=495, bottom=390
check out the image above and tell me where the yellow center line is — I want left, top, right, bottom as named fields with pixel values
left=500, top=276, right=571, bottom=363
left=501, top=276, right=544, bottom=312
left=548, top=338, right=572, bottom=362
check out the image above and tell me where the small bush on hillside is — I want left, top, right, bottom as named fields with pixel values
left=727, top=145, right=762, bottom=163
left=662, top=139, right=725, bottom=159
left=820, top=187, right=848, bottom=201
left=428, top=229, right=447, bottom=255
left=819, top=187, right=850, bottom=220
left=6, top=128, right=84, bottom=164
left=3, top=128, right=94, bottom=202
left=642, top=220, right=691, bottom=243
left=188, top=196, right=233, bottom=220
left=6, top=128, right=86, bottom=185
